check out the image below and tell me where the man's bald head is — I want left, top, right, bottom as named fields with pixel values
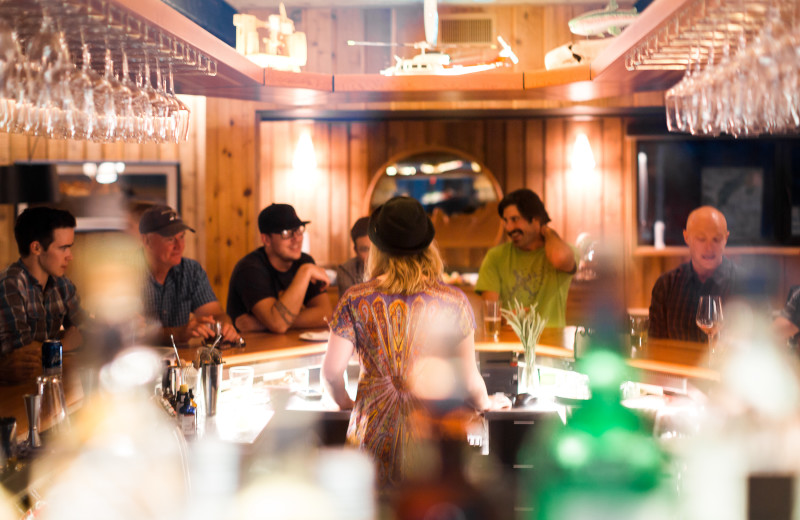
left=683, top=206, right=729, bottom=281
left=686, top=206, right=728, bottom=235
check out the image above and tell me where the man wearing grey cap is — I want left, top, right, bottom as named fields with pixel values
left=227, top=203, right=331, bottom=334
left=140, top=205, right=240, bottom=345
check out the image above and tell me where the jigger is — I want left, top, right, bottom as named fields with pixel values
left=23, top=394, right=42, bottom=448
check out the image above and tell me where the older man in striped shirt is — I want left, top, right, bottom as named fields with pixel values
left=649, top=206, right=742, bottom=342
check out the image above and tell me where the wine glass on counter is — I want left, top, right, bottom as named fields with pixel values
left=696, top=295, right=723, bottom=366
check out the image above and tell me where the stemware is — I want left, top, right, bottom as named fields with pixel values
left=112, top=47, right=134, bottom=141
left=0, top=19, right=23, bottom=132
left=696, top=295, right=723, bottom=366
left=131, top=62, right=153, bottom=142
left=25, top=15, right=72, bottom=137
left=165, top=63, right=190, bottom=142
left=146, top=57, right=170, bottom=143
left=91, top=47, right=116, bottom=142
left=69, top=34, right=96, bottom=140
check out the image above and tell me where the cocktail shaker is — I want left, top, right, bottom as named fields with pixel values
left=201, top=363, right=222, bottom=416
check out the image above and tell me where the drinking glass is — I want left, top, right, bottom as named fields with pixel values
left=111, top=47, right=134, bottom=141
left=696, top=295, right=723, bottom=366
left=653, top=404, right=700, bottom=497
left=629, top=314, right=649, bottom=359
left=229, top=366, right=254, bottom=402
left=91, top=48, right=116, bottom=142
left=228, top=366, right=254, bottom=430
left=165, top=63, right=190, bottom=142
left=69, top=37, right=96, bottom=140
left=483, top=300, right=501, bottom=341
left=131, top=63, right=153, bottom=142
left=143, top=56, right=169, bottom=143
left=0, top=19, right=23, bottom=132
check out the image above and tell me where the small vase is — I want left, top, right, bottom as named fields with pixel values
left=518, top=354, right=539, bottom=396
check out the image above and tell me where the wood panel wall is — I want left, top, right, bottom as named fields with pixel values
left=0, top=95, right=206, bottom=294
left=205, top=114, right=633, bottom=309
left=205, top=105, right=800, bottom=315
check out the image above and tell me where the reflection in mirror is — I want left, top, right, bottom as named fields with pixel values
left=368, top=149, right=503, bottom=271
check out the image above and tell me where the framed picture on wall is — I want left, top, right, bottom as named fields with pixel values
left=17, top=162, right=180, bottom=232
left=701, top=167, right=764, bottom=243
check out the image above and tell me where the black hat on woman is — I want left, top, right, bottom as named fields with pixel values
left=368, top=196, right=435, bottom=256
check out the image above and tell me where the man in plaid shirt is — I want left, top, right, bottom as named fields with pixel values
left=0, top=207, right=84, bottom=385
left=649, top=206, right=741, bottom=342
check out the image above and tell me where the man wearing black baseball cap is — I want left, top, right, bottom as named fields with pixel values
left=227, top=203, right=331, bottom=333
left=140, top=205, right=240, bottom=345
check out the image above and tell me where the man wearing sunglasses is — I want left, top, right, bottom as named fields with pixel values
left=227, top=203, right=331, bottom=333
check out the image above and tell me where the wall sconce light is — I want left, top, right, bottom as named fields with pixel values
left=292, top=130, right=317, bottom=173
left=570, top=133, right=596, bottom=174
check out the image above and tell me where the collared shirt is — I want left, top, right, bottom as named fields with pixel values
left=649, top=257, right=741, bottom=341
left=142, top=258, right=218, bottom=328
left=336, top=256, right=365, bottom=296
left=0, top=260, right=83, bottom=355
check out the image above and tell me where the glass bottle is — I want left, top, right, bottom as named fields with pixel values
left=37, top=339, right=69, bottom=435
left=178, top=393, right=196, bottom=440
left=519, top=349, right=674, bottom=520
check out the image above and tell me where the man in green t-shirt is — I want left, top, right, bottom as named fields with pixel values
left=475, top=189, right=577, bottom=327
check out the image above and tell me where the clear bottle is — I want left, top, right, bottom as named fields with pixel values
left=519, top=349, right=674, bottom=520
left=680, top=303, right=800, bottom=520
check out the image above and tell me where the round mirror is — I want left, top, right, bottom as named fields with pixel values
left=367, top=147, right=503, bottom=270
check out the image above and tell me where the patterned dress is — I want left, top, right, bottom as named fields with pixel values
left=330, top=279, right=475, bottom=487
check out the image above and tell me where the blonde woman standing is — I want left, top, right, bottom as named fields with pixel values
left=322, top=196, right=510, bottom=488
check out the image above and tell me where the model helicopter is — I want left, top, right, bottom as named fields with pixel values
left=379, top=36, right=518, bottom=76
left=347, top=0, right=517, bottom=76
left=233, top=3, right=307, bottom=72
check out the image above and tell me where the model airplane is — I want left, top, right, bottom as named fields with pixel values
left=348, top=0, right=517, bottom=76
left=380, top=36, right=518, bottom=76
left=233, top=3, right=307, bottom=72
left=568, top=0, right=638, bottom=37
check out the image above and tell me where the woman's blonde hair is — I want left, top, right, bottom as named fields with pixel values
left=366, top=240, right=444, bottom=295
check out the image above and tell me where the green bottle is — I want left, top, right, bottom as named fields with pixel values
left=519, top=349, right=674, bottom=520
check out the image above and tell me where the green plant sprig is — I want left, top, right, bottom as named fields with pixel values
left=500, top=299, right=546, bottom=364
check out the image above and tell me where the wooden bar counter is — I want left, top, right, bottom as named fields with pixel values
left=1, top=326, right=714, bottom=437
left=216, top=326, right=718, bottom=382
